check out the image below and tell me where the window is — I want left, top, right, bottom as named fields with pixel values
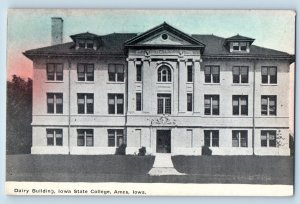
left=233, top=42, right=240, bottom=51
left=136, top=93, right=142, bottom=111
left=47, top=93, right=63, bottom=114
left=77, top=39, right=94, bottom=49
left=204, top=66, right=220, bottom=83
left=108, top=64, right=124, bottom=82
left=187, top=93, right=193, bottom=112
left=232, top=95, right=248, bottom=115
left=77, top=64, right=94, bottom=81
left=77, top=129, right=94, bottom=146
left=232, top=42, right=248, bottom=52
left=261, top=130, right=277, bottom=147
left=204, top=95, right=219, bottom=115
left=86, top=40, right=94, bottom=49
left=108, top=129, right=124, bottom=147
left=261, top=66, right=277, bottom=84
left=108, top=94, right=124, bottom=114
left=261, top=95, right=277, bottom=116
left=157, top=94, right=171, bottom=114
left=77, top=93, right=94, bottom=114
left=136, top=64, right=142, bottom=81
left=187, top=65, right=193, bottom=82
left=240, top=42, right=247, bottom=51
left=46, top=129, right=63, bottom=146
left=233, top=66, right=248, bottom=83
left=47, top=63, right=63, bottom=81
left=232, top=130, right=248, bottom=147
left=204, top=130, right=219, bottom=147
left=157, top=65, right=171, bottom=82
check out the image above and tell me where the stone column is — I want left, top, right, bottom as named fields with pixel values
left=178, top=59, right=187, bottom=113
left=127, top=59, right=135, bottom=113
left=194, top=60, right=201, bottom=113
left=142, top=59, right=151, bottom=114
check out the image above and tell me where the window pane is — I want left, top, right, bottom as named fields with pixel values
left=269, top=96, right=277, bottom=115
left=212, top=66, right=220, bottom=83
left=241, top=67, right=248, bottom=83
left=108, top=130, right=115, bottom=147
left=212, top=131, right=219, bottom=147
left=86, top=64, right=94, bottom=81
left=165, top=98, right=171, bottom=114
left=240, top=131, right=248, bottom=147
left=56, top=129, right=63, bottom=146
left=136, top=64, right=142, bottom=81
left=270, top=67, right=277, bottom=84
left=204, top=131, right=211, bottom=147
left=232, top=131, right=239, bottom=147
left=47, top=64, right=55, bottom=80
left=261, top=131, right=268, bottom=147
left=269, top=131, right=277, bottom=147
left=212, top=96, right=219, bottom=115
left=46, top=129, right=54, bottom=146
left=204, top=97, right=211, bottom=115
left=77, top=64, right=85, bottom=81
left=136, top=93, right=142, bottom=111
left=232, top=96, right=239, bottom=115
left=157, top=98, right=163, bottom=114
left=232, top=66, right=240, bottom=83
left=204, top=66, right=211, bottom=83
left=47, top=93, right=54, bottom=113
left=187, top=93, right=193, bottom=111
left=187, top=65, right=193, bottom=82
left=108, top=64, right=116, bottom=81
left=241, top=96, right=248, bottom=115
left=261, top=67, right=268, bottom=83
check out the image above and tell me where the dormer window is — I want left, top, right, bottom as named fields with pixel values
left=77, top=39, right=94, bottom=49
left=232, top=42, right=248, bottom=52
left=224, top=34, right=255, bottom=53
left=86, top=40, right=94, bottom=49
left=70, top=32, right=100, bottom=50
left=233, top=42, right=239, bottom=51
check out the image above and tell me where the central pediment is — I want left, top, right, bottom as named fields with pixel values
left=124, top=22, right=205, bottom=53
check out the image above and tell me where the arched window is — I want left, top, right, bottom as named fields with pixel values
left=157, top=65, right=172, bottom=82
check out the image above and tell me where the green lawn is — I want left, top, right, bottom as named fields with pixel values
left=6, top=154, right=293, bottom=184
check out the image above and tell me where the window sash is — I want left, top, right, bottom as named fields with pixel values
left=262, top=66, right=277, bottom=84
left=187, top=65, right=193, bottom=82
left=108, top=129, right=124, bottom=147
left=157, top=94, right=171, bottom=114
left=204, top=95, right=219, bottom=115
left=158, top=66, right=171, bottom=82
left=205, top=66, right=220, bottom=83
left=136, top=93, right=142, bottom=111
left=187, top=93, right=193, bottom=112
left=232, top=130, right=248, bottom=147
left=77, top=129, right=93, bottom=147
left=136, top=64, right=142, bottom=81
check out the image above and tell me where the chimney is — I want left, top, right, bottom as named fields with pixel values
left=51, top=17, right=63, bottom=45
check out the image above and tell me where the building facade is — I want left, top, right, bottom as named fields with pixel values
left=24, top=19, right=294, bottom=156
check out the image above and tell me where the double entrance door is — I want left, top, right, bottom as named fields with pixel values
left=156, top=130, right=171, bottom=153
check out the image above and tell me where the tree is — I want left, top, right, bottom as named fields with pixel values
left=6, top=75, right=32, bottom=154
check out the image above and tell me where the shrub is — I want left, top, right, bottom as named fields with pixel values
left=201, top=145, right=212, bottom=155
left=138, top=147, right=146, bottom=156
left=115, top=144, right=127, bottom=155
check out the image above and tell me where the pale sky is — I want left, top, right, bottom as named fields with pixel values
left=7, top=9, right=295, bottom=79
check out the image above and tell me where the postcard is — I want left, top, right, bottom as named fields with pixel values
left=5, top=9, right=295, bottom=196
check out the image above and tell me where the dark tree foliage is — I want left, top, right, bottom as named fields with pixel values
left=6, top=75, right=32, bottom=154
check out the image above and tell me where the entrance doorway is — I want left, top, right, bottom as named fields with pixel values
left=156, top=130, right=171, bottom=153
